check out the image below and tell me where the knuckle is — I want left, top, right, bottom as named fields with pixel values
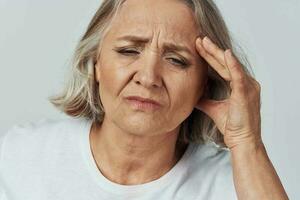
left=236, top=73, right=247, bottom=83
left=250, top=77, right=261, bottom=92
left=231, top=57, right=240, bottom=68
left=234, top=79, right=247, bottom=92
left=254, top=80, right=261, bottom=91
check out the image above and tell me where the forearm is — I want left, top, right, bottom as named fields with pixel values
left=230, top=141, right=289, bottom=200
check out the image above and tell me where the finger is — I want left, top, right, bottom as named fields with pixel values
left=196, top=98, right=221, bottom=118
left=202, top=36, right=226, bottom=66
left=249, top=76, right=261, bottom=92
left=225, top=49, right=251, bottom=97
left=196, top=98, right=228, bottom=134
left=225, top=49, right=247, bottom=85
left=196, top=38, right=231, bottom=81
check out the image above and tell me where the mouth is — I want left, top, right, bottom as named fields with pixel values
left=124, top=96, right=162, bottom=111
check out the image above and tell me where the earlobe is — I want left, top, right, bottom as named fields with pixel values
left=94, top=61, right=100, bottom=83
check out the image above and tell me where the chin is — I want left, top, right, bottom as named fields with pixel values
left=113, top=115, right=165, bottom=137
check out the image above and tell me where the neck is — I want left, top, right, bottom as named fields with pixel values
left=89, top=117, right=188, bottom=185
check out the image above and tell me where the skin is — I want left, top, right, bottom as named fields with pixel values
left=92, top=0, right=289, bottom=198
left=92, top=0, right=206, bottom=185
left=196, top=36, right=289, bottom=199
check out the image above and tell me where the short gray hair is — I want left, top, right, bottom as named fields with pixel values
left=50, top=0, right=254, bottom=148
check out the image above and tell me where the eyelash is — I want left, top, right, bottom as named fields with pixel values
left=115, top=48, right=189, bottom=67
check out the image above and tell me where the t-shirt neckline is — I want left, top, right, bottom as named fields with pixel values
left=79, top=119, right=195, bottom=195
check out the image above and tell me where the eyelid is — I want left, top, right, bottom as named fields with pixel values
left=165, top=56, right=186, bottom=65
left=114, top=47, right=140, bottom=55
left=115, top=46, right=140, bottom=51
left=164, top=51, right=190, bottom=65
left=114, top=46, right=191, bottom=67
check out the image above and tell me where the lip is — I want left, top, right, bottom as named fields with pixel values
left=124, top=96, right=162, bottom=110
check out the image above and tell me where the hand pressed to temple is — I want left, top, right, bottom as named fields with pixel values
left=195, top=36, right=289, bottom=200
left=195, top=36, right=262, bottom=150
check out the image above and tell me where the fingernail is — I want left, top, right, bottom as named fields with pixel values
left=203, top=36, right=213, bottom=45
left=196, top=38, right=202, bottom=45
left=227, top=49, right=233, bottom=57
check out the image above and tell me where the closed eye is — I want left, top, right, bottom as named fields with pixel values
left=166, top=58, right=188, bottom=67
left=115, top=48, right=140, bottom=56
left=114, top=47, right=189, bottom=68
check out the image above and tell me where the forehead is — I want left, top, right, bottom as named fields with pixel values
left=108, top=0, right=199, bottom=42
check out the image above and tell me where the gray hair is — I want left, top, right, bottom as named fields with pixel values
left=50, top=0, right=254, bottom=148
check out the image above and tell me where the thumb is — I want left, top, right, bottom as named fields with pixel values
left=196, top=98, right=226, bottom=121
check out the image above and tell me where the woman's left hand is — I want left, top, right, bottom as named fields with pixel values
left=195, top=36, right=262, bottom=150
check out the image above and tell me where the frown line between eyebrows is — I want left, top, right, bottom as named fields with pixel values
left=116, top=35, right=193, bottom=56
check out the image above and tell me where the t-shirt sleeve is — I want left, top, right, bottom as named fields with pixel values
left=0, top=129, right=10, bottom=200
left=0, top=124, right=27, bottom=200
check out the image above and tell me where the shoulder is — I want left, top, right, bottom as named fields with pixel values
left=0, top=117, right=91, bottom=166
left=0, top=118, right=92, bottom=197
left=1, top=117, right=88, bottom=142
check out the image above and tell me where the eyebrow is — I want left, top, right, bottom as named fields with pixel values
left=116, top=35, right=193, bottom=56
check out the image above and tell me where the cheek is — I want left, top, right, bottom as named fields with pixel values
left=98, top=57, right=128, bottom=93
left=167, top=72, right=203, bottom=115
left=174, top=72, right=202, bottom=100
left=97, top=55, right=138, bottom=115
left=170, top=83, right=195, bottom=110
left=96, top=59, right=124, bottom=111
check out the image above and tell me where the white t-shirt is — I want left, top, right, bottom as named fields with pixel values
left=0, top=118, right=237, bottom=200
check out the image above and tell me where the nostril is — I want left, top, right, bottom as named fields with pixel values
left=134, top=79, right=141, bottom=85
left=132, top=69, right=163, bottom=88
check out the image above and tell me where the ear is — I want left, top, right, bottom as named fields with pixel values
left=94, top=60, right=101, bottom=83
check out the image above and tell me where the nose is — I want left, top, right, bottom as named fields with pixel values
left=132, top=51, right=163, bottom=89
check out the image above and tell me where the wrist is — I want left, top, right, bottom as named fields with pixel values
left=229, top=138, right=265, bottom=155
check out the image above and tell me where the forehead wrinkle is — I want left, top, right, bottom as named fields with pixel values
left=116, top=33, right=194, bottom=57
left=155, top=28, right=161, bottom=51
left=115, top=22, right=196, bottom=55
left=111, top=0, right=199, bottom=56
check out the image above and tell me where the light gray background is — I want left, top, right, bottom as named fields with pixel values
left=0, top=0, right=299, bottom=199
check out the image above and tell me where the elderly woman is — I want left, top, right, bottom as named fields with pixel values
left=0, top=0, right=288, bottom=199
